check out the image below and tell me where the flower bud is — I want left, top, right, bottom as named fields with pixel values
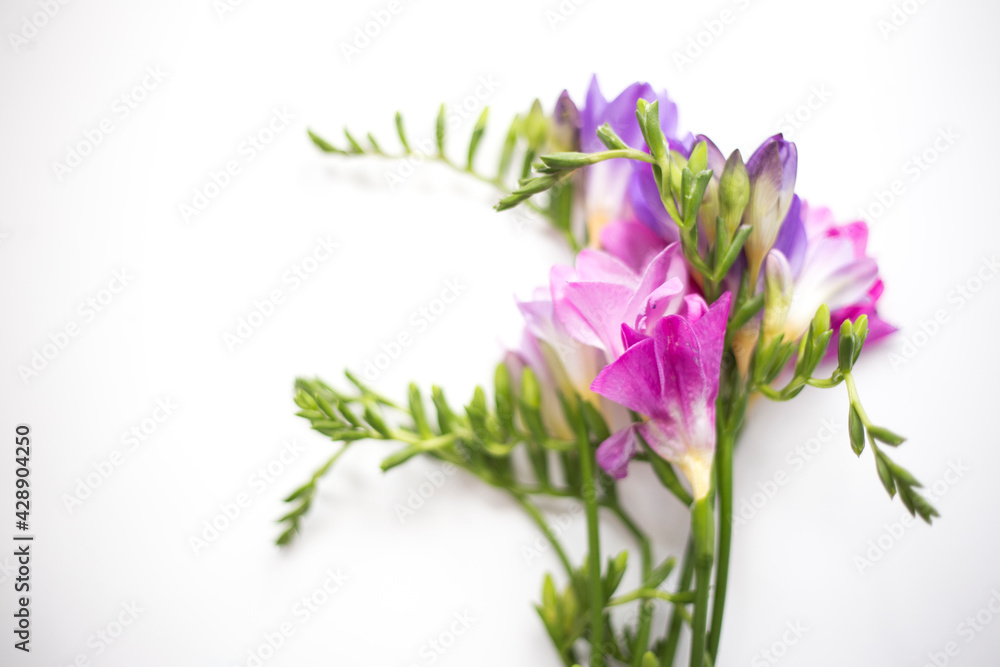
left=743, top=135, right=798, bottom=288
left=719, top=149, right=750, bottom=237
left=731, top=316, right=761, bottom=380
left=762, top=250, right=793, bottom=346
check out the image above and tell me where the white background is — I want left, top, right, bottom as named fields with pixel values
left=1, top=0, right=999, bottom=665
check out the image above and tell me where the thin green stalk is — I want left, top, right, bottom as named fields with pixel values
left=608, top=589, right=695, bottom=606
left=509, top=490, right=574, bottom=580
left=578, top=425, right=605, bottom=667
left=661, top=538, right=695, bottom=666
left=707, top=393, right=745, bottom=661
left=689, top=497, right=715, bottom=667
left=604, top=502, right=654, bottom=667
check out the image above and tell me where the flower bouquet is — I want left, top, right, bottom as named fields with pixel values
left=279, top=77, right=935, bottom=667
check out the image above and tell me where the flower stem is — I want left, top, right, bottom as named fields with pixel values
left=578, top=424, right=605, bottom=667
left=660, top=538, right=695, bottom=666
left=689, top=496, right=715, bottom=667
left=706, top=401, right=742, bottom=660
left=604, top=501, right=654, bottom=667
left=509, top=490, right=574, bottom=580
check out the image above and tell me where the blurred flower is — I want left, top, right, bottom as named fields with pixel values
left=590, top=293, right=731, bottom=499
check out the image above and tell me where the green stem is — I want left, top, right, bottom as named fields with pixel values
left=578, top=424, right=605, bottom=667
left=608, top=589, right=695, bottom=606
left=660, top=538, right=695, bottom=666
left=707, top=394, right=745, bottom=661
left=689, top=497, right=715, bottom=667
left=604, top=502, right=654, bottom=667
left=509, top=490, right=574, bottom=580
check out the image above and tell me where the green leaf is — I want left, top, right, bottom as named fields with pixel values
left=641, top=556, right=676, bottom=590
left=849, top=405, right=865, bottom=456
left=874, top=451, right=896, bottom=497
left=343, top=128, right=365, bottom=154
left=307, top=128, right=345, bottom=154
left=868, top=425, right=905, bottom=446
left=431, top=386, right=456, bottom=433
left=467, top=107, right=489, bottom=170
left=498, top=114, right=519, bottom=179
left=394, top=111, right=412, bottom=153
left=435, top=103, right=446, bottom=156
left=363, top=405, right=391, bottom=437
left=409, top=383, right=433, bottom=439
left=366, top=132, right=385, bottom=154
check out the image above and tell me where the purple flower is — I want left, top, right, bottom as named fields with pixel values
left=576, top=76, right=684, bottom=245
left=743, top=135, right=798, bottom=287
left=781, top=202, right=895, bottom=343
left=590, top=293, right=732, bottom=499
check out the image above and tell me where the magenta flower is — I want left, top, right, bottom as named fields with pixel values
left=590, top=293, right=732, bottom=499
left=552, top=224, right=690, bottom=362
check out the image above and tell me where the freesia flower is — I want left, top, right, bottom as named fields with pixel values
left=590, top=293, right=731, bottom=500
left=552, top=222, right=690, bottom=362
left=742, top=135, right=798, bottom=288
left=780, top=202, right=895, bottom=343
left=576, top=76, right=683, bottom=245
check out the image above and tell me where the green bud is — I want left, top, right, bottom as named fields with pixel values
left=812, top=304, right=831, bottom=335
left=596, top=123, right=628, bottom=150
left=642, top=652, right=661, bottom=667
left=762, top=250, right=793, bottom=347
left=636, top=99, right=669, bottom=165
left=523, top=99, right=548, bottom=151
left=868, top=425, right=906, bottom=446
left=849, top=405, right=865, bottom=456
left=837, top=320, right=856, bottom=371
left=688, top=140, right=708, bottom=174
left=521, top=367, right=541, bottom=409
left=719, top=149, right=750, bottom=236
